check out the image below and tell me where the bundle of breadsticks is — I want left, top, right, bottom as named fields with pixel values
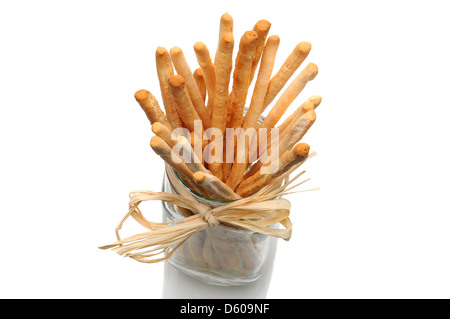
left=135, top=13, right=319, bottom=200
left=101, top=13, right=320, bottom=273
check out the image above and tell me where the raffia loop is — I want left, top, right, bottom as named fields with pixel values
left=99, top=154, right=317, bottom=263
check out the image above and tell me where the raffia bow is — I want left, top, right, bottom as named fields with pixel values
left=99, top=156, right=317, bottom=263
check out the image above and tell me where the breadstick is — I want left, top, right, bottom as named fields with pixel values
left=262, top=42, right=312, bottom=111
left=168, top=75, right=203, bottom=132
left=242, top=35, right=280, bottom=131
left=277, top=95, right=321, bottom=136
left=245, top=108, right=316, bottom=179
left=175, top=135, right=209, bottom=174
left=152, top=122, right=177, bottom=148
left=277, top=109, right=316, bottom=158
left=211, top=232, right=245, bottom=276
left=150, top=136, right=194, bottom=179
left=134, top=89, right=172, bottom=130
left=226, top=35, right=280, bottom=190
left=250, top=20, right=271, bottom=83
left=249, top=98, right=318, bottom=162
left=155, top=47, right=184, bottom=129
left=227, top=31, right=259, bottom=130
left=222, top=30, right=259, bottom=180
left=188, top=232, right=207, bottom=268
left=259, top=63, right=318, bottom=131
left=214, top=12, right=233, bottom=67
left=151, top=136, right=206, bottom=196
left=236, top=143, right=310, bottom=197
left=255, top=63, right=318, bottom=161
left=209, top=33, right=234, bottom=179
left=237, top=237, right=261, bottom=270
left=193, top=68, right=206, bottom=102
left=193, top=171, right=241, bottom=201
left=264, top=99, right=316, bottom=156
left=194, top=41, right=216, bottom=113
left=170, top=47, right=212, bottom=129
left=202, top=231, right=221, bottom=271
left=190, top=131, right=204, bottom=165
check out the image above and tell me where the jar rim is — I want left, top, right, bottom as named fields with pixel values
left=170, top=168, right=236, bottom=205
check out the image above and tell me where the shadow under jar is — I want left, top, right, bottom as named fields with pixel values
left=161, top=171, right=278, bottom=286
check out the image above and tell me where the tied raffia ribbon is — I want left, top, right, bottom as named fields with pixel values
left=99, top=155, right=317, bottom=263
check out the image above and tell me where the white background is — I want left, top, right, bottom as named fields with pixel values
left=1, top=0, right=449, bottom=299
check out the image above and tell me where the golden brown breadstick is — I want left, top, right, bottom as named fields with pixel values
left=236, top=143, right=310, bottom=197
left=212, top=33, right=234, bottom=136
left=249, top=97, right=318, bottom=163
left=242, top=35, right=280, bottom=131
left=193, top=68, right=206, bottom=102
left=227, top=31, right=259, bottom=130
left=254, top=63, right=318, bottom=163
left=214, top=12, right=233, bottom=67
left=152, top=122, right=177, bottom=148
left=190, top=131, right=204, bottom=165
left=226, top=35, right=280, bottom=190
left=249, top=20, right=271, bottom=83
left=193, top=171, right=241, bottom=201
left=262, top=42, right=312, bottom=111
left=194, top=41, right=216, bottom=113
left=259, top=63, right=318, bottom=131
left=209, top=33, right=234, bottom=179
left=277, top=109, right=316, bottom=158
left=168, top=75, right=203, bottom=132
left=150, top=136, right=193, bottom=179
left=222, top=30, right=259, bottom=181
left=170, top=47, right=212, bottom=129
left=134, top=89, right=172, bottom=130
left=155, top=47, right=184, bottom=129
left=175, top=135, right=209, bottom=174
left=277, top=96, right=321, bottom=136
left=151, top=136, right=207, bottom=196
left=245, top=108, right=316, bottom=180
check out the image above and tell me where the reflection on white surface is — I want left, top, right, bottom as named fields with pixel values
left=162, top=238, right=278, bottom=299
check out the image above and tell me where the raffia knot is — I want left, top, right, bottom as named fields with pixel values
left=198, top=206, right=219, bottom=228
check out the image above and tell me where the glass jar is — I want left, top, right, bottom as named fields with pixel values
left=161, top=170, right=278, bottom=286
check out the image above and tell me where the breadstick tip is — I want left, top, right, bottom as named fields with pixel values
left=134, top=89, right=150, bottom=101
left=151, top=122, right=165, bottom=135
left=296, top=42, right=312, bottom=54
left=170, top=46, right=183, bottom=57
left=194, top=67, right=203, bottom=77
left=193, top=41, right=206, bottom=51
left=193, top=171, right=206, bottom=184
left=267, top=35, right=280, bottom=44
left=221, top=12, right=233, bottom=23
left=150, top=135, right=163, bottom=149
left=156, top=46, right=169, bottom=57
left=168, top=74, right=185, bottom=87
left=306, top=63, right=319, bottom=79
left=254, top=19, right=271, bottom=32
left=244, top=30, right=259, bottom=42
left=302, top=101, right=315, bottom=113
left=309, top=95, right=322, bottom=107
left=304, top=109, right=317, bottom=122
left=294, top=143, right=310, bottom=157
